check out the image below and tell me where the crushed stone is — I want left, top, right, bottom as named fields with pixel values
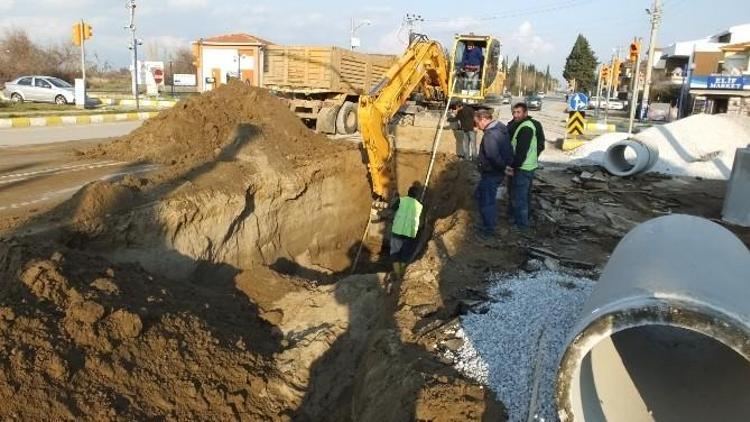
left=446, top=270, right=595, bottom=422
left=571, top=114, right=750, bottom=179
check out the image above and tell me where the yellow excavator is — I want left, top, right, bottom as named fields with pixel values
left=359, top=33, right=504, bottom=198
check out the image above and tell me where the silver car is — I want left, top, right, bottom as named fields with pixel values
left=3, top=76, right=75, bottom=104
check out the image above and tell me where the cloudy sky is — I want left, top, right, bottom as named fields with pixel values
left=1, top=0, right=748, bottom=78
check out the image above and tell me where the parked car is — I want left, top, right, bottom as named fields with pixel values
left=3, top=76, right=75, bottom=104
left=587, top=96, right=624, bottom=110
left=525, top=95, right=543, bottom=110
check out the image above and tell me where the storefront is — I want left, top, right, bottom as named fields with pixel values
left=689, top=75, right=750, bottom=116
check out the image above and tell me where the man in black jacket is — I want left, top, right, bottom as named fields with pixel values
left=473, top=108, right=513, bottom=237
left=449, top=102, right=477, bottom=159
left=506, top=102, right=542, bottom=231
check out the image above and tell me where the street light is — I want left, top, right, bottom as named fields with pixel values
left=233, top=54, right=246, bottom=82
left=350, top=18, right=372, bottom=50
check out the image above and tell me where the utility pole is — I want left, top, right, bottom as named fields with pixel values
left=640, top=0, right=662, bottom=121
left=604, top=52, right=616, bottom=124
left=628, top=38, right=644, bottom=134
left=404, top=14, right=423, bottom=45
left=126, top=0, right=140, bottom=111
left=79, top=19, right=86, bottom=83
left=517, top=61, right=523, bottom=96
left=594, top=64, right=603, bottom=118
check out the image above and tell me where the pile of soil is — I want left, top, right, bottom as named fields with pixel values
left=2, top=83, right=506, bottom=420
left=85, top=81, right=340, bottom=170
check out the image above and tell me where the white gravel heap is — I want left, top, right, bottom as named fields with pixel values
left=450, top=271, right=594, bottom=422
left=571, top=114, right=750, bottom=180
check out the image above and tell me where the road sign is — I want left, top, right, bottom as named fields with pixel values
left=153, top=68, right=164, bottom=85
left=567, top=111, right=586, bottom=135
left=568, top=92, right=589, bottom=111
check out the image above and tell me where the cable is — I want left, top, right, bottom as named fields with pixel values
left=424, top=0, right=598, bottom=23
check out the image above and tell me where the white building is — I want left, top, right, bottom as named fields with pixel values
left=192, top=33, right=273, bottom=92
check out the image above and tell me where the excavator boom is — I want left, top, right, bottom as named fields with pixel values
left=358, top=39, right=449, bottom=198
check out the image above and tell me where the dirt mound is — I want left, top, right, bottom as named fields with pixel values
left=85, top=82, right=339, bottom=169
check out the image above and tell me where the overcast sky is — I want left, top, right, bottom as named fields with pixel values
left=1, top=0, right=748, bottom=78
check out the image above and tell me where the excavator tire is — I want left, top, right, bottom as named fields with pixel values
left=336, top=101, right=358, bottom=135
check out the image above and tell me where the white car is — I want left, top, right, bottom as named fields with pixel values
left=3, top=75, right=75, bottom=104
left=588, top=96, right=624, bottom=110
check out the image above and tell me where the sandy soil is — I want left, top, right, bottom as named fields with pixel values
left=0, top=83, right=747, bottom=421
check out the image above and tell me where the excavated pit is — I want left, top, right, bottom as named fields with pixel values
left=0, top=83, right=484, bottom=420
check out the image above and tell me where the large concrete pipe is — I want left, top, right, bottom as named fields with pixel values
left=556, top=214, right=750, bottom=422
left=602, top=138, right=659, bottom=177
left=723, top=147, right=750, bottom=227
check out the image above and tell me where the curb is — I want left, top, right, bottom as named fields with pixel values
left=585, top=122, right=616, bottom=132
left=0, top=111, right=159, bottom=129
left=96, top=98, right=177, bottom=108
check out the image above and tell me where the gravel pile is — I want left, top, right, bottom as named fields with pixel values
left=570, top=114, right=750, bottom=180
left=447, top=271, right=595, bottom=422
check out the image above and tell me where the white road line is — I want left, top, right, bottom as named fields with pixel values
left=0, top=164, right=159, bottom=212
left=0, top=161, right=126, bottom=185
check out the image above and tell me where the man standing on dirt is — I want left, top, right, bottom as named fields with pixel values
left=449, top=102, right=477, bottom=160
left=390, top=183, right=424, bottom=280
left=473, top=108, right=512, bottom=238
left=506, top=102, right=541, bottom=232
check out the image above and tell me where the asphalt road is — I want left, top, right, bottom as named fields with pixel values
left=0, top=124, right=153, bottom=232
left=0, top=121, right=142, bottom=147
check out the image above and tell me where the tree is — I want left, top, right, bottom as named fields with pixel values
left=563, top=34, right=598, bottom=93
left=544, top=65, right=551, bottom=91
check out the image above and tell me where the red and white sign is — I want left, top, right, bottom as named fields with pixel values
left=152, top=68, right=164, bottom=85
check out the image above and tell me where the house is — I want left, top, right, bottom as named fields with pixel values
left=655, top=23, right=750, bottom=88
left=689, top=41, right=750, bottom=116
left=192, top=33, right=273, bottom=92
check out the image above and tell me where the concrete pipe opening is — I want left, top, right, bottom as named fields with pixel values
left=556, top=215, right=750, bottom=422
left=572, top=324, right=750, bottom=422
left=603, top=139, right=658, bottom=177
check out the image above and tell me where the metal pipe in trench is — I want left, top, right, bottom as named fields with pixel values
left=556, top=214, right=750, bottom=422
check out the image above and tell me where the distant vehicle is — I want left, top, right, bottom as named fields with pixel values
left=2, top=76, right=75, bottom=105
left=588, top=96, right=624, bottom=110
left=525, top=95, right=543, bottom=110
left=502, top=93, right=512, bottom=104
left=536, top=91, right=546, bottom=99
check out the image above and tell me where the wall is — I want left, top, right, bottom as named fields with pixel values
left=197, top=45, right=261, bottom=91
left=693, top=51, right=723, bottom=75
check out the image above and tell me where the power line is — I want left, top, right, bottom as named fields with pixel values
left=424, top=0, right=598, bottom=23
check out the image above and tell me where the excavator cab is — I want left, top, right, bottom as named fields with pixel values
left=449, top=35, right=503, bottom=102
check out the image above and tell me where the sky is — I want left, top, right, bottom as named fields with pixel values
left=1, top=0, right=749, bottom=79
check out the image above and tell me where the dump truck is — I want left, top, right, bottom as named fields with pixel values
left=262, top=45, right=396, bottom=135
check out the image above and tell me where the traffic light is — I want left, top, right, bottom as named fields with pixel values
left=613, top=59, right=623, bottom=89
left=629, top=39, right=641, bottom=62
left=72, top=23, right=82, bottom=46
left=601, top=65, right=610, bottom=82
left=84, top=24, right=93, bottom=40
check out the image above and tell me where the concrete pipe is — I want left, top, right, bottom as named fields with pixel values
left=602, top=138, right=659, bottom=177
left=556, top=214, right=750, bottom=422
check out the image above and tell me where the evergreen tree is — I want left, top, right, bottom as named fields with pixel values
left=563, top=34, right=598, bottom=92
left=544, top=65, right=551, bottom=91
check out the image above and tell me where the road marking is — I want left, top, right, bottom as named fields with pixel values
left=0, top=161, right=126, bottom=184
left=0, top=164, right=158, bottom=212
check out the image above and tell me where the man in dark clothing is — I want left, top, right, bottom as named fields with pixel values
left=506, top=103, right=541, bottom=232
left=473, top=108, right=513, bottom=238
left=449, top=102, right=477, bottom=159
left=461, top=43, right=484, bottom=91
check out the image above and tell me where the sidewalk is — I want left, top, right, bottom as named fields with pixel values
left=0, top=111, right=159, bottom=129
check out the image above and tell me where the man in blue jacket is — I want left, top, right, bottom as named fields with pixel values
left=473, top=108, right=513, bottom=238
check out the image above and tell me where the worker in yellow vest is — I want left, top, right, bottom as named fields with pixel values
left=506, top=102, right=540, bottom=232
left=390, top=183, right=424, bottom=280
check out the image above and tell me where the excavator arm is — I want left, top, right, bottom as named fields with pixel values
left=358, top=39, right=450, bottom=198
